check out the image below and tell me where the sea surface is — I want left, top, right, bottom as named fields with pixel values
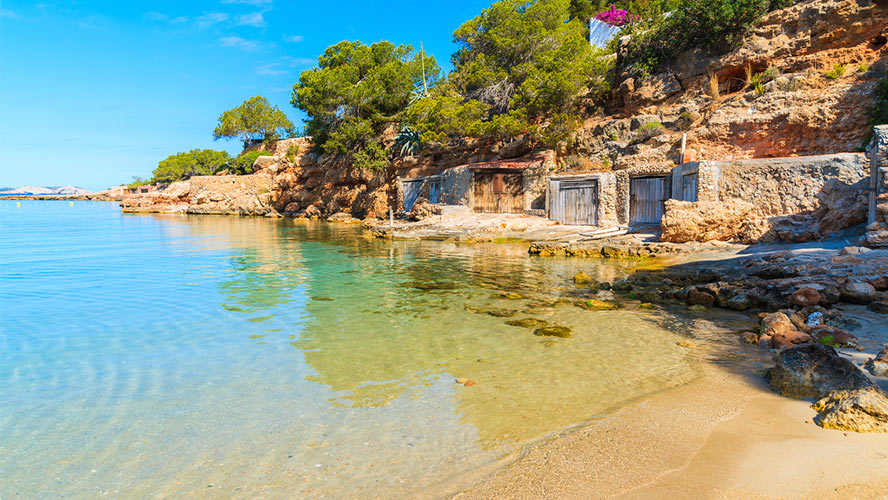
left=1, top=201, right=724, bottom=498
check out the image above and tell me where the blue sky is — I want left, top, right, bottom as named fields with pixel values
left=0, top=0, right=493, bottom=191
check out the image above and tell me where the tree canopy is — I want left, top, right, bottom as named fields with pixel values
left=151, top=149, right=231, bottom=183
left=291, top=40, right=439, bottom=170
left=406, top=0, right=607, bottom=146
left=213, top=95, right=294, bottom=147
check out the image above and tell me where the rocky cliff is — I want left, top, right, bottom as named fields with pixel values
left=575, top=0, right=887, bottom=172
left=124, top=0, right=887, bottom=224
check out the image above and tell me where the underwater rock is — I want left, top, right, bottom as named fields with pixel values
left=581, top=299, right=624, bottom=311
left=505, top=318, right=550, bottom=329
left=486, top=309, right=518, bottom=318
left=404, top=281, right=458, bottom=291
left=500, top=292, right=525, bottom=300
left=533, top=326, right=572, bottom=338
left=311, top=296, right=335, bottom=301
left=573, top=272, right=594, bottom=284
left=812, top=387, right=888, bottom=433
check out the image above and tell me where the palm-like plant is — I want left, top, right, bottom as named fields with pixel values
left=393, top=125, right=422, bottom=157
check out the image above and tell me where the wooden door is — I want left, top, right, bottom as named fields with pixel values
left=551, top=179, right=598, bottom=225
left=681, top=173, right=698, bottom=202
left=403, top=180, right=422, bottom=211
left=630, top=176, right=669, bottom=224
left=474, top=171, right=524, bottom=213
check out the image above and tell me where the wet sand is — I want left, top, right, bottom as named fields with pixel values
left=447, top=312, right=888, bottom=500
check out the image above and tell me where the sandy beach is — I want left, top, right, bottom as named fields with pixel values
left=449, top=306, right=888, bottom=499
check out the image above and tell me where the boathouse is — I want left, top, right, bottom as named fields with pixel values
left=547, top=173, right=618, bottom=226
left=399, top=151, right=552, bottom=215
left=400, top=175, right=442, bottom=212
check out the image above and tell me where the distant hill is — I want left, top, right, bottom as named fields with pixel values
left=0, top=185, right=92, bottom=195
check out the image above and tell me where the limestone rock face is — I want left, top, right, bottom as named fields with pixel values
left=769, top=344, right=873, bottom=399
left=660, top=199, right=753, bottom=243
left=812, top=387, right=888, bottom=433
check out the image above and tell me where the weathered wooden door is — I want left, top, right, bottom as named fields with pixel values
left=630, top=176, right=669, bottom=224
left=681, top=172, right=698, bottom=202
left=403, top=180, right=423, bottom=211
left=474, top=171, right=524, bottom=213
left=550, top=179, right=598, bottom=225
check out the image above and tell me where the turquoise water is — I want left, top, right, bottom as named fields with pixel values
left=1, top=201, right=705, bottom=498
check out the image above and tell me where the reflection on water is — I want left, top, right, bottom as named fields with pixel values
left=1, top=202, right=723, bottom=498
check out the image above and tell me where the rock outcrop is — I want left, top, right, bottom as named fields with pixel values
left=812, top=387, right=888, bottom=433
left=864, top=345, right=888, bottom=377
left=580, top=0, right=888, bottom=169
left=121, top=174, right=275, bottom=215
left=769, top=344, right=873, bottom=399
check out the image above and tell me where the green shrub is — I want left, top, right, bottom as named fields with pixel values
left=631, top=121, right=664, bottom=143
left=676, top=110, right=698, bottom=130
left=152, top=149, right=231, bottom=183
left=286, top=144, right=299, bottom=162
left=215, top=151, right=274, bottom=175
left=824, top=64, right=846, bottom=79
left=622, top=0, right=796, bottom=77
left=858, top=63, right=870, bottom=74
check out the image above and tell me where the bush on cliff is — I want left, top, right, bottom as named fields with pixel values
left=214, top=151, right=275, bottom=176
left=291, top=41, right=439, bottom=171
left=621, top=0, right=798, bottom=77
left=213, top=96, right=294, bottom=148
left=406, top=0, right=609, bottom=146
left=152, top=149, right=231, bottom=183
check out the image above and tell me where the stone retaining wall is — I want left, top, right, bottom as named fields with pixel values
left=866, top=125, right=888, bottom=247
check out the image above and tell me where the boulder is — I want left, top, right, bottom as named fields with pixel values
left=760, top=312, right=796, bottom=337
left=870, top=276, right=888, bottom=291
left=725, top=294, right=751, bottom=311
left=408, top=197, right=437, bottom=221
left=841, top=280, right=876, bottom=304
left=791, top=286, right=821, bottom=308
left=660, top=199, right=754, bottom=243
left=863, top=345, right=888, bottom=377
left=688, top=287, right=716, bottom=307
left=811, top=387, right=888, bottom=433
left=769, top=344, right=873, bottom=399
left=811, top=325, right=859, bottom=348
left=869, top=301, right=888, bottom=314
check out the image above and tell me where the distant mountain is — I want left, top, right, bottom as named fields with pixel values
left=0, top=185, right=92, bottom=195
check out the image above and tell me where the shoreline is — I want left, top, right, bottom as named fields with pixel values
left=447, top=321, right=888, bottom=499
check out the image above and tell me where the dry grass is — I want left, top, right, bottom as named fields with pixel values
left=707, top=73, right=720, bottom=100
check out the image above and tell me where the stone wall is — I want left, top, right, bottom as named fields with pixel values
left=661, top=153, right=870, bottom=243
left=439, top=166, right=474, bottom=207
left=711, top=154, right=867, bottom=218
left=866, top=126, right=888, bottom=247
